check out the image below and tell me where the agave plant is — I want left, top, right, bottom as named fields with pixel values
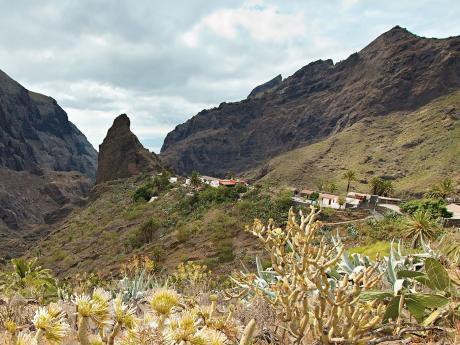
left=403, top=210, right=441, bottom=248
left=118, top=268, right=156, bottom=302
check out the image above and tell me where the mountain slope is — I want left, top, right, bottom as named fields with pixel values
left=0, top=69, right=97, bottom=258
left=160, top=26, right=460, bottom=180
left=251, top=90, right=460, bottom=195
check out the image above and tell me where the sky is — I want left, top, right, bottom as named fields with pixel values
left=0, top=0, right=459, bottom=153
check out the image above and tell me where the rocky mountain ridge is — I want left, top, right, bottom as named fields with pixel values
left=0, top=69, right=97, bottom=258
left=160, top=26, right=460, bottom=178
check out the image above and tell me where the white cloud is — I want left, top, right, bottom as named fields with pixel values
left=181, top=1, right=306, bottom=47
left=1, top=0, right=459, bottom=154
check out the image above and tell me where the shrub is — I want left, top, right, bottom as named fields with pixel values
left=128, top=219, right=160, bottom=248
left=400, top=198, right=453, bottom=219
left=216, top=240, right=235, bottom=263
left=176, top=226, right=192, bottom=243
left=132, top=173, right=172, bottom=202
left=318, top=207, right=335, bottom=220
left=363, top=212, right=404, bottom=240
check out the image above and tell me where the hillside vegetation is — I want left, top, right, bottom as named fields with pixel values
left=253, top=90, right=460, bottom=195
left=26, top=176, right=301, bottom=278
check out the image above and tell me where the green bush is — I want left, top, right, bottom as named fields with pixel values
left=362, top=212, right=404, bottom=241
left=132, top=184, right=155, bottom=202
left=132, top=173, right=172, bottom=202
left=319, top=207, right=336, bottom=220
left=400, top=198, right=452, bottom=219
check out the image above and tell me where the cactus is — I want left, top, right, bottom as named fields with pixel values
left=239, top=319, right=256, bottom=345
left=232, top=207, right=385, bottom=344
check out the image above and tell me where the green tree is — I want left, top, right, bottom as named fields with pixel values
left=190, top=171, right=201, bottom=187
left=338, top=196, right=346, bottom=209
left=342, top=170, right=357, bottom=193
left=400, top=198, right=452, bottom=219
left=403, top=210, right=441, bottom=248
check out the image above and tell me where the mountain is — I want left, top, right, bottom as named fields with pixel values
left=96, top=114, right=164, bottom=184
left=160, top=26, right=460, bottom=192
left=0, top=69, right=97, bottom=258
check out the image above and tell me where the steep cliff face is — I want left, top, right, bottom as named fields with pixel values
left=96, top=114, right=164, bottom=184
left=0, top=70, right=97, bottom=176
left=0, top=69, right=97, bottom=258
left=160, top=26, right=460, bottom=176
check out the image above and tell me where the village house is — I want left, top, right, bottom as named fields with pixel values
left=197, top=175, right=248, bottom=188
left=200, top=175, right=220, bottom=187
left=168, top=176, right=178, bottom=184
left=295, top=189, right=345, bottom=209
left=377, top=196, right=401, bottom=205
left=445, top=203, right=460, bottom=227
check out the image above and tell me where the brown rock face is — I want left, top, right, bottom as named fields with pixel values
left=0, top=69, right=97, bottom=258
left=96, top=114, right=164, bottom=184
left=160, top=26, right=460, bottom=176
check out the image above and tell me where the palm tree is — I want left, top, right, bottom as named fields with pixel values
left=369, top=177, right=394, bottom=196
left=0, top=258, right=56, bottom=300
left=381, top=180, right=394, bottom=197
left=403, top=210, right=440, bottom=248
left=342, top=170, right=357, bottom=193
left=327, top=182, right=338, bottom=194
left=426, top=178, right=455, bottom=199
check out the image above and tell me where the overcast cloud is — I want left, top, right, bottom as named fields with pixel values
left=1, top=0, right=459, bottom=152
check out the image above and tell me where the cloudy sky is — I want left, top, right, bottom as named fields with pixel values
left=1, top=0, right=459, bottom=152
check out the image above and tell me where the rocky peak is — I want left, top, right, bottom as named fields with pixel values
left=96, top=114, right=164, bottom=184
left=248, top=74, right=282, bottom=99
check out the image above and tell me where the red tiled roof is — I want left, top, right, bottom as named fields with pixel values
left=301, top=189, right=315, bottom=195
left=319, top=193, right=339, bottom=200
left=219, top=179, right=238, bottom=186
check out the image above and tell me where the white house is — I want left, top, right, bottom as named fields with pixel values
left=319, top=193, right=343, bottom=209
left=200, top=176, right=220, bottom=188
left=447, top=204, right=460, bottom=219
left=169, top=176, right=178, bottom=184
left=295, top=189, right=345, bottom=209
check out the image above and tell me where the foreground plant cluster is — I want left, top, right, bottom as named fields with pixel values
left=1, top=208, right=459, bottom=344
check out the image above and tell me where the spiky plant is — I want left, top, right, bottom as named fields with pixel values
left=107, top=296, right=137, bottom=345
left=32, top=305, right=69, bottom=344
left=426, top=178, right=455, bottom=199
left=150, top=289, right=179, bottom=330
left=163, top=310, right=206, bottom=345
left=74, top=290, right=111, bottom=345
left=403, top=210, right=441, bottom=248
left=15, top=331, right=35, bottom=345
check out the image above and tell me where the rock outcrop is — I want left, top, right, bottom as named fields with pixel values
left=247, top=74, right=282, bottom=99
left=96, top=114, right=164, bottom=184
left=0, top=68, right=97, bottom=258
left=160, top=26, right=460, bottom=176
